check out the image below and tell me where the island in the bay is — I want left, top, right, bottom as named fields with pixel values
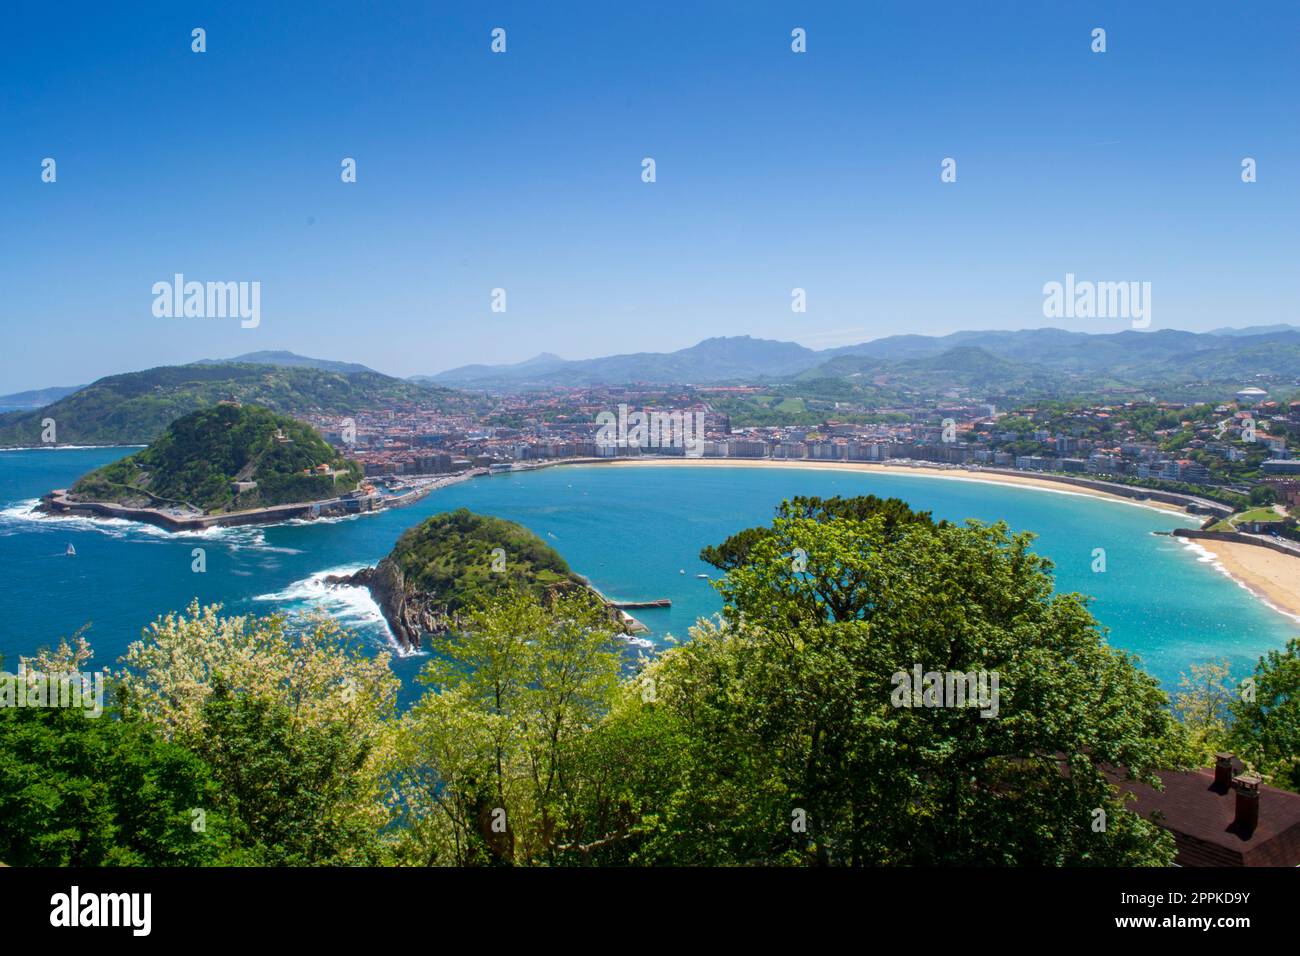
left=328, top=508, right=646, bottom=651
left=40, top=401, right=379, bottom=530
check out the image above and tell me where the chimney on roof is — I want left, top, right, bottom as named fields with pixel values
left=1214, top=752, right=1235, bottom=792
left=1232, top=773, right=1261, bottom=836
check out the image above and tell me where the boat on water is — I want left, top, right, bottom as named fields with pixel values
left=65, top=543, right=76, bottom=556
left=696, top=573, right=709, bottom=579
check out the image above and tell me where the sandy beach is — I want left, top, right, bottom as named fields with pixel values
left=600, top=456, right=1191, bottom=514
left=1188, top=538, right=1300, bottom=622
left=597, top=457, right=1300, bottom=624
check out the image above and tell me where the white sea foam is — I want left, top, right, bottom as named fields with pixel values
left=0, top=498, right=144, bottom=538
left=253, top=565, right=420, bottom=657
left=0, top=498, right=43, bottom=521
left=0, top=497, right=297, bottom=552
left=281, top=511, right=370, bottom=528
left=0, top=445, right=147, bottom=452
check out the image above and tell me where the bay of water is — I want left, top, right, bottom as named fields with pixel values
left=2, top=449, right=1295, bottom=704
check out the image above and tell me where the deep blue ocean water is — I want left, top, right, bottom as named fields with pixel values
left=2, top=449, right=1295, bottom=704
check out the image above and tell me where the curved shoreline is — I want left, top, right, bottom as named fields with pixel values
left=572, top=457, right=1300, bottom=622
left=1177, top=537, right=1300, bottom=622
left=21, top=447, right=1300, bottom=627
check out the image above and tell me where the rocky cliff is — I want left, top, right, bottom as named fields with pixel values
left=327, top=558, right=455, bottom=652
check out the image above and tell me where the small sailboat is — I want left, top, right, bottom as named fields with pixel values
left=679, top=569, right=685, bottom=574
left=65, top=543, right=76, bottom=556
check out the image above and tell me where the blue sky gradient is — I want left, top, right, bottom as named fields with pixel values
left=1, top=1, right=1297, bottom=390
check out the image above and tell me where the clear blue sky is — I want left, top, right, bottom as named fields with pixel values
left=1, top=1, right=1297, bottom=391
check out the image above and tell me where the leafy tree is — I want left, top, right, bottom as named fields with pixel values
left=394, top=588, right=623, bottom=865
left=0, top=703, right=227, bottom=867
left=1172, top=659, right=1235, bottom=764
left=699, top=494, right=943, bottom=571
left=0, top=640, right=227, bottom=867
left=193, top=679, right=383, bottom=865
left=622, top=498, right=1183, bottom=865
left=1249, top=485, right=1277, bottom=507
left=555, top=682, right=695, bottom=865
left=116, top=601, right=399, bottom=863
left=1230, top=638, right=1300, bottom=792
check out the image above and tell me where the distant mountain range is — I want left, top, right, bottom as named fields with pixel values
left=426, top=337, right=822, bottom=387
left=411, top=352, right=568, bottom=385
left=0, top=384, right=85, bottom=410
left=4, top=326, right=1297, bottom=446
left=423, top=326, right=1300, bottom=392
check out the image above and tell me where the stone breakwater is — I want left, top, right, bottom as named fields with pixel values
left=35, top=472, right=480, bottom=533
left=39, top=487, right=381, bottom=531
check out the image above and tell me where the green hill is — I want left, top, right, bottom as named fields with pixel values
left=0, top=362, right=480, bottom=446
left=330, top=509, right=593, bottom=650
left=389, top=509, right=581, bottom=612
left=69, top=403, right=363, bottom=514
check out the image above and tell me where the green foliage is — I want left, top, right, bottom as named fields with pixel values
left=192, top=680, right=385, bottom=865
left=0, top=699, right=226, bottom=866
left=1250, top=485, right=1278, bottom=506
left=70, top=403, right=362, bottom=513
left=393, top=588, right=624, bottom=865
left=114, top=601, right=400, bottom=864
left=630, top=498, right=1184, bottom=865
left=1230, top=639, right=1300, bottom=792
left=390, top=509, right=581, bottom=614
left=700, top=494, right=944, bottom=571
left=1173, top=660, right=1236, bottom=765
left=22, top=495, right=1299, bottom=869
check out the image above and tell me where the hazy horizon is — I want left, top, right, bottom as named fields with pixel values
left=6, top=320, right=1300, bottom=394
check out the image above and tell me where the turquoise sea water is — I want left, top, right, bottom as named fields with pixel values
left=2, top=449, right=1296, bottom=704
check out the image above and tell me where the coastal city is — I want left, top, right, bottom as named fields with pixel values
left=304, top=384, right=1300, bottom=521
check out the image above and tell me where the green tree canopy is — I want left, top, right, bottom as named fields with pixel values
left=389, top=508, right=582, bottom=614
left=0, top=700, right=226, bottom=867
left=394, top=587, right=623, bottom=866
left=1231, top=638, right=1300, bottom=792
left=71, top=403, right=362, bottom=513
left=620, top=497, right=1183, bottom=865
left=699, top=494, right=944, bottom=572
